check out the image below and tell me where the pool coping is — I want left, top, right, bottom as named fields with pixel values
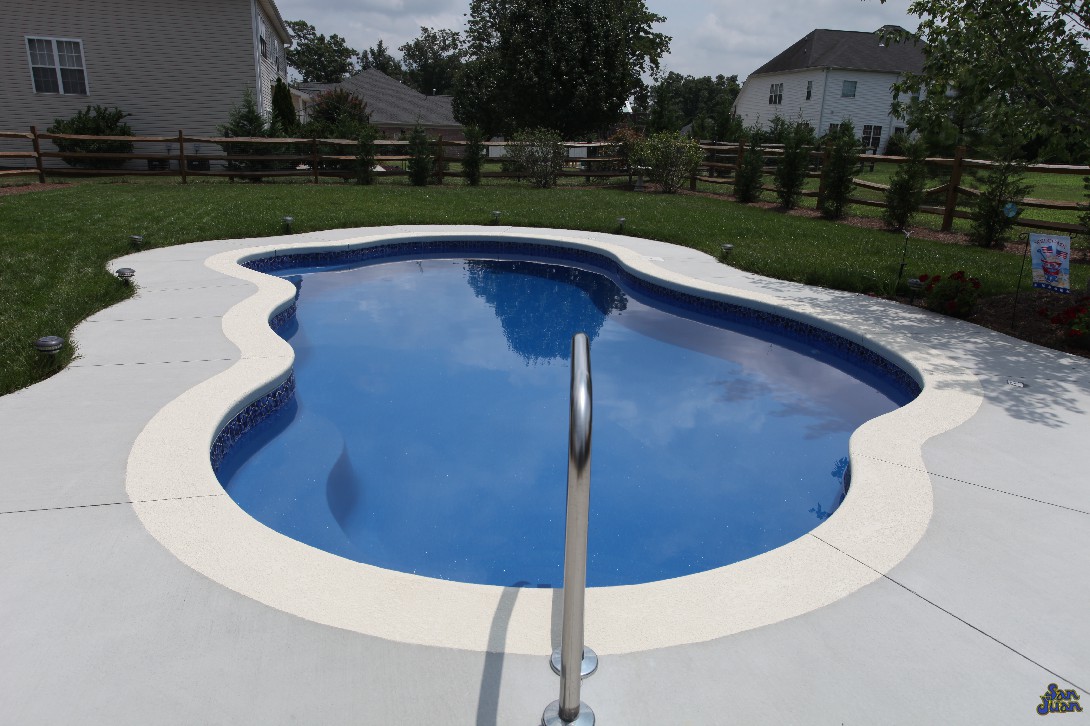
left=124, top=229, right=983, bottom=655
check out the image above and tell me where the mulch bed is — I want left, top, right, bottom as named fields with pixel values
left=0, top=182, right=70, bottom=196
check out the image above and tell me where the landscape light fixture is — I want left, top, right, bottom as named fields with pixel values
left=907, top=277, right=924, bottom=305
left=34, top=335, right=64, bottom=363
left=115, top=267, right=135, bottom=284
left=894, top=229, right=912, bottom=292
left=129, top=234, right=144, bottom=248
left=719, top=243, right=734, bottom=261
left=282, top=216, right=294, bottom=234
left=616, top=217, right=626, bottom=232
left=491, top=210, right=502, bottom=224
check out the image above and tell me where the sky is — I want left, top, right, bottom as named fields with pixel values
left=272, top=0, right=920, bottom=82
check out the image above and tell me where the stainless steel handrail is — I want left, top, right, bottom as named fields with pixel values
left=543, top=333, right=596, bottom=726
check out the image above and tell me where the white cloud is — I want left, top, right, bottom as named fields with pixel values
left=273, top=0, right=918, bottom=79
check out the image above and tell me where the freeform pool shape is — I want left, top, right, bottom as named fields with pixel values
left=215, top=254, right=915, bottom=587
left=125, top=228, right=983, bottom=654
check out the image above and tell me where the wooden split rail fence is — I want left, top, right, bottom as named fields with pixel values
left=692, top=142, right=1089, bottom=235
left=0, top=128, right=628, bottom=185
left=2, top=127, right=1086, bottom=235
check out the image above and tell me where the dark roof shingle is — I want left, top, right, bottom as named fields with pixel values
left=298, top=69, right=460, bottom=128
left=751, top=28, right=924, bottom=76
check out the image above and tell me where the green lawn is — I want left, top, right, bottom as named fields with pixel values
left=2, top=177, right=1087, bottom=394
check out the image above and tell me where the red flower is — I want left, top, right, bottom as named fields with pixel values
left=918, top=274, right=930, bottom=283
left=971, top=280, right=981, bottom=289
left=945, top=300, right=958, bottom=313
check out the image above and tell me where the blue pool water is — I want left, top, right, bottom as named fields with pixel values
left=217, top=253, right=913, bottom=587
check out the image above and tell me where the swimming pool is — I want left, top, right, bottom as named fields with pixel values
left=214, top=244, right=916, bottom=587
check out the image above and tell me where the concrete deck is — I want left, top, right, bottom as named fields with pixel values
left=2, top=226, right=1086, bottom=724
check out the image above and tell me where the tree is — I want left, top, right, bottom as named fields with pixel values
left=461, top=125, right=486, bottom=185
left=271, top=77, right=297, bottom=133
left=286, top=20, right=358, bottom=83
left=642, top=73, right=741, bottom=137
left=407, top=125, right=433, bottom=186
left=218, top=90, right=272, bottom=180
left=399, top=27, right=466, bottom=96
left=883, top=137, right=929, bottom=229
left=877, top=1, right=1090, bottom=159
left=298, top=88, right=371, bottom=139
left=454, top=0, right=670, bottom=138
left=773, top=122, right=811, bottom=209
left=820, top=122, right=861, bottom=219
left=359, top=40, right=404, bottom=81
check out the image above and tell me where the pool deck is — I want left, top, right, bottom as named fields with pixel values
left=2, top=226, right=1087, bottom=724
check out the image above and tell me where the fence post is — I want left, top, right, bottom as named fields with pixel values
left=435, top=135, right=444, bottom=185
left=816, top=141, right=831, bottom=209
left=684, top=142, right=701, bottom=189
left=941, top=145, right=966, bottom=232
left=311, top=138, right=320, bottom=184
left=177, top=130, right=188, bottom=184
left=30, top=126, right=46, bottom=184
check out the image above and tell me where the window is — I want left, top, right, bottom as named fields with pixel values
left=827, top=123, right=840, bottom=135
left=862, top=125, right=883, bottom=150
left=841, top=80, right=857, bottom=98
left=806, top=81, right=812, bottom=101
left=260, top=35, right=268, bottom=59
left=768, top=82, right=783, bottom=105
left=894, top=126, right=906, bottom=136
left=26, top=37, right=88, bottom=94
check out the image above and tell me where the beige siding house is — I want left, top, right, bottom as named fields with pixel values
left=1, top=0, right=290, bottom=165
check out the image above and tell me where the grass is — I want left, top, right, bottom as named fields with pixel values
left=2, top=176, right=1088, bottom=395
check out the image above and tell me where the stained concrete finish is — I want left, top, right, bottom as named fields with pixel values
left=2, top=226, right=1086, bottom=724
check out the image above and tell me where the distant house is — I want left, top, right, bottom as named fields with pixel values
left=733, top=27, right=925, bottom=153
left=297, top=69, right=464, bottom=141
left=1, top=0, right=291, bottom=161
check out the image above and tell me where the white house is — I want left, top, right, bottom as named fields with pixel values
left=733, top=27, right=925, bottom=153
left=1, top=0, right=291, bottom=162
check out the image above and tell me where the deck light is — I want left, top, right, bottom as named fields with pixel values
left=907, top=277, right=924, bottom=305
left=115, top=267, right=135, bottom=284
left=282, top=216, right=294, bottom=234
left=719, top=243, right=734, bottom=261
left=616, top=217, right=626, bottom=231
left=491, top=210, right=501, bottom=224
left=34, top=335, right=64, bottom=360
left=130, top=234, right=144, bottom=248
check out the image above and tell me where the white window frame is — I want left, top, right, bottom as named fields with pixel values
left=768, top=82, right=783, bottom=105
left=862, top=124, right=883, bottom=150
left=26, top=36, right=90, bottom=95
left=805, top=80, right=812, bottom=101
left=841, top=80, right=857, bottom=98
